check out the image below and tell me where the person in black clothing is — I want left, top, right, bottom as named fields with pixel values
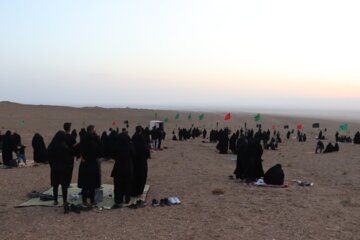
left=111, top=132, right=135, bottom=205
left=323, top=142, right=339, bottom=153
left=234, top=135, right=264, bottom=182
left=32, top=133, right=47, bottom=163
left=77, top=125, right=102, bottom=206
left=229, top=133, right=237, bottom=154
left=63, top=123, right=77, bottom=185
left=353, top=131, right=360, bottom=144
left=2, top=131, right=15, bottom=166
left=264, top=164, right=284, bottom=185
left=216, top=129, right=229, bottom=154
left=315, top=140, right=325, bottom=154
left=131, top=126, right=150, bottom=197
left=234, top=136, right=248, bottom=180
left=286, top=131, right=291, bottom=140
left=157, top=127, right=163, bottom=149
left=318, top=130, right=324, bottom=140
left=101, top=131, right=110, bottom=159
left=203, top=129, right=207, bottom=139
left=47, top=131, right=73, bottom=213
left=12, top=132, right=21, bottom=149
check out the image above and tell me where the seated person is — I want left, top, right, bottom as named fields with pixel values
left=323, top=143, right=333, bottom=153
left=264, top=164, right=284, bottom=185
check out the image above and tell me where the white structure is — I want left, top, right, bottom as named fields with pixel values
left=149, top=120, right=164, bottom=130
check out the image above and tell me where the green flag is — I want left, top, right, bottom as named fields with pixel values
left=155, top=112, right=158, bottom=119
left=188, top=113, right=192, bottom=120
left=198, top=113, right=205, bottom=121
left=254, top=113, right=261, bottom=122
left=339, top=123, right=348, bottom=131
left=175, top=113, right=180, bottom=120
left=164, top=117, right=169, bottom=123
left=20, top=120, right=25, bottom=126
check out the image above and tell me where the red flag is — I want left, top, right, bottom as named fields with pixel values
left=272, top=125, right=276, bottom=130
left=112, top=121, right=117, bottom=126
left=224, top=113, right=231, bottom=121
left=297, top=124, right=302, bottom=130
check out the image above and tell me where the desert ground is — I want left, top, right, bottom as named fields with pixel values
left=0, top=102, right=359, bottom=240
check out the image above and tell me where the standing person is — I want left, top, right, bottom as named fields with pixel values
left=47, top=131, right=73, bottom=213
left=2, top=131, right=15, bottom=166
left=63, top=123, right=77, bottom=184
left=150, top=126, right=158, bottom=149
left=111, top=132, right=135, bottom=206
left=131, top=126, right=150, bottom=197
left=32, top=133, right=47, bottom=163
left=77, top=125, right=102, bottom=206
left=202, top=129, right=207, bottom=139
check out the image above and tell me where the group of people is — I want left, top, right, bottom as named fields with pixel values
left=214, top=127, right=284, bottom=154
left=0, top=131, right=26, bottom=166
left=315, top=140, right=339, bottom=154
left=172, top=127, right=203, bottom=141
left=47, top=123, right=151, bottom=213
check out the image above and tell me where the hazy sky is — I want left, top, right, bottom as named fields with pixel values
left=1, top=0, right=359, bottom=111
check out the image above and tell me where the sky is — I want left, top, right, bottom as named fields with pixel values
left=0, top=0, right=360, bottom=112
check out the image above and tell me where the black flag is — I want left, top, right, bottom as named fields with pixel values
left=312, top=123, right=320, bottom=128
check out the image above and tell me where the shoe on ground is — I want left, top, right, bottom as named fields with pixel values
left=128, top=204, right=138, bottom=209
left=70, top=204, right=81, bottom=214
left=167, top=197, right=177, bottom=205
left=64, top=204, right=70, bottom=214
left=136, top=200, right=147, bottom=208
left=164, top=198, right=171, bottom=206
left=151, top=199, right=159, bottom=207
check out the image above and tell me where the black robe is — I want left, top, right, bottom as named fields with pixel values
left=32, top=133, right=47, bottom=163
left=242, top=138, right=264, bottom=181
left=264, top=164, right=284, bottom=185
left=77, top=133, right=102, bottom=190
left=111, top=134, right=135, bottom=204
left=131, top=132, right=150, bottom=196
left=2, top=131, right=14, bottom=166
left=234, top=137, right=248, bottom=180
left=65, top=132, right=77, bottom=183
left=47, top=131, right=73, bottom=187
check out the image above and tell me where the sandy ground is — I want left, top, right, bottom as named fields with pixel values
left=0, top=102, right=360, bottom=240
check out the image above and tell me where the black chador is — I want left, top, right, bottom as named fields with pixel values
left=242, top=137, right=264, bottom=181
left=131, top=126, right=150, bottom=197
left=315, top=140, right=324, bottom=154
left=354, top=131, right=360, bottom=144
left=216, top=129, right=229, bottom=154
left=77, top=126, right=102, bottom=205
left=2, top=131, right=15, bottom=166
left=47, top=131, right=73, bottom=211
left=234, top=136, right=248, bottom=180
left=111, top=133, right=134, bottom=204
left=229, top=133, right=237, bottom=154
left=32, top=133, right=47, bottom=163
left=264, top=164, right=284, bottom=185
left=63, top=123, right=77, bottom=184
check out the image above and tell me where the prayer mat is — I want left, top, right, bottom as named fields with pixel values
left=16, top=184, right=150, bottom=209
